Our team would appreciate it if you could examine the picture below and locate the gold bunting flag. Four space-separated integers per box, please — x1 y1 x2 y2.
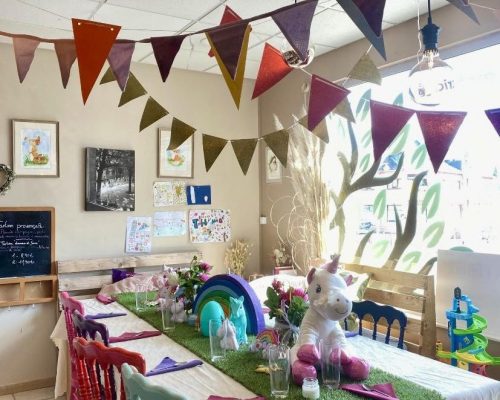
264 129 290 167
203 134 228 172
100 67 116 84
333 98 356 122
349 53 382 85
118 73 147 107
168 118 196 150
139 96 169 132
231 138 258 175
298 116 329 143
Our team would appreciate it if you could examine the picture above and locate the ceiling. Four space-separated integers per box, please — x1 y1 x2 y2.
0 0 451 79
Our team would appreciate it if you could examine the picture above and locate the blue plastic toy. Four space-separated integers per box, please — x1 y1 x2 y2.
229 296 248 344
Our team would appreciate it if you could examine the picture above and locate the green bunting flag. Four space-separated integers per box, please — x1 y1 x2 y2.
118 73 147 107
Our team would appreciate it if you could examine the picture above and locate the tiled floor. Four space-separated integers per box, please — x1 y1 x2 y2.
2 387 63 400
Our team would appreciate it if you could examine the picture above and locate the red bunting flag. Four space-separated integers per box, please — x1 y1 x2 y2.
417 111 467 173
108 42 135 91
371 100 415 161
151 35 186 82
54 40 77 88
208 6 242 58
252 43 293 100
72 19 120 104
485 108 500 137
307 75 350 131
12 37 40 83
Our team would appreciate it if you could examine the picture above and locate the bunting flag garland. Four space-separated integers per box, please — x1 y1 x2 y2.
337 0 387 59
271 0 318 61
206 25 251 108
118 73 147 107
349 53 382 85
151 35 186 82
252 43 293 100
417 111 467 173
370 100 415 162
208 6 242 58
446 0 479 24
298 116 329 143
72 19 120 104
333 98 356 123
264 129 290 167
12 37 40 83
307 74 350 131
485 108 500 136
54 40 77 88
139 96 169 132
100 67 116 85
231 138 258 175
168 118 196 150
107 42 135 91
203 134 228 172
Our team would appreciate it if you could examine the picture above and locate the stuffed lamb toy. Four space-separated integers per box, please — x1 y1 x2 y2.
291 255 370 384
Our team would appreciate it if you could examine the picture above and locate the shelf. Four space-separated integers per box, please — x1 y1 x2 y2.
0 275 58 308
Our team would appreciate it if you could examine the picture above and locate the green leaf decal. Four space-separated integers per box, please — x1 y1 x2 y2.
411 143 427 169
373 240 389 258
356 88 371 117
373 189 387 219
389 124 410 155
393 93 404 107
422 183 441 219
423 221 445 248
361 129 372 148
449 246 473 252
402 251 422 271
359 154 371 172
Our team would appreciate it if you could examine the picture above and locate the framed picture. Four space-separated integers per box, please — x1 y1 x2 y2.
158 129 194 178
85 147 135 211
12 119 59 177
265 147 282 183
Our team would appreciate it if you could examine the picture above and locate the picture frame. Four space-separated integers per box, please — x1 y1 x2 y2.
265 147 282 183
12 119 59 177
158 128 194 178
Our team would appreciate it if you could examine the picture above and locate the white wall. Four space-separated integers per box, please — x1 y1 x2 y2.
0 43 260 387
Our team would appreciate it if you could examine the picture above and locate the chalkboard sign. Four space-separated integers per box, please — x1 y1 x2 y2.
0 207 55 278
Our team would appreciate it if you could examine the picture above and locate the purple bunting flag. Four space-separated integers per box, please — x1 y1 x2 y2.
54 40 77 88
307 74 350 131
272 0 318 61
108 42 135 91
417 111 467 173
13 37 40 83
485 108 500 137
446 0 479 24
371 100 415 161
151 35 186 82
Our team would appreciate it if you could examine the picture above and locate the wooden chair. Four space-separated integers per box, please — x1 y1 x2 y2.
73 337 146 400
122 363 188 400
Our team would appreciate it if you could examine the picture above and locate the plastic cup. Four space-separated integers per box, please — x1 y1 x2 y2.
268 344 290 399
319 339 341 389
135 284 149 311
209 319 225 361
161 304 175 331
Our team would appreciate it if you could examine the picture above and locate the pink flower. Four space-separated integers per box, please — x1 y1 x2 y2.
280 290 291 304
200 273 210 282
292 288 307 299
272 279 283 292
200 262 212 272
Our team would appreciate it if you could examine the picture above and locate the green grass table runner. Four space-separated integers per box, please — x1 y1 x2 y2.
117 293 444 400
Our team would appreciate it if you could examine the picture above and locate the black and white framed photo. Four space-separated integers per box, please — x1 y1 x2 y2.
85 147 135 211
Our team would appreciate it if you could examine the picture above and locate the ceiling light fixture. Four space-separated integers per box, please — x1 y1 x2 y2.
408 0 454 106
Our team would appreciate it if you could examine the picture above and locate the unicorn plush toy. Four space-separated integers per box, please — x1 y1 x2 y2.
229 296 248 344
291 255 370 384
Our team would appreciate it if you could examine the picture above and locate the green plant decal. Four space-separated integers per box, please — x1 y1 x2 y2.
354 229 375 263
359 154 371 172
356 88 371 121
401 251 422 271
393 93 404 106
411 144 427 168
424 221 445 248
361 129 372 148
373 240 390 258
389 124 411 155
422 183 441 219
417 257 437 275
373 189 387 220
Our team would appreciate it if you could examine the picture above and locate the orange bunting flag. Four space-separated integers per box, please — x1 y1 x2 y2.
54 40 77 88
72 18 120 104
208 6 242 58
12 37 40 83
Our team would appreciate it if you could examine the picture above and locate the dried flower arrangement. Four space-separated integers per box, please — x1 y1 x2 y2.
224 239 252 276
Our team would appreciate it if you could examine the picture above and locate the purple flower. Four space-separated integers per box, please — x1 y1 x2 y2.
272 279 284 292
200 273 210 282
200 262 212 272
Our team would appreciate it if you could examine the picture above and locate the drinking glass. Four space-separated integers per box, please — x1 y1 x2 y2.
268 344 290 399
161 303 175 331
319 339 341 389
209 319 225 361
135 284 149 311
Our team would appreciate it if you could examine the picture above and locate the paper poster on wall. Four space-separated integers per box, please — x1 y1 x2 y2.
186 185 211 205
154 211 187 237
126 217 152 253
189 209 231 243
153 181 187 207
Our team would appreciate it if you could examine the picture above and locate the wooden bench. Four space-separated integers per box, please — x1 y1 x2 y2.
344 263 436 359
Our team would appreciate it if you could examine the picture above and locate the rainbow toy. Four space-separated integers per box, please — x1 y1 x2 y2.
193 274 265 334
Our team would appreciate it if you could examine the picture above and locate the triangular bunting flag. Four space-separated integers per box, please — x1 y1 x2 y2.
349 53 381 85
151 35 186 82
54 40 77 88
264 129 290 167
371 100 415 161
118 73 147 107
308 75 350 131
203 134 228 172
208 6 242 58
108 42 135 91
139 97 169 132
337 0 387 59
72 19 120 104
231 139 258 175
168 118 196 150
417 111 467 173
100 67 116 84
333 98 356 122
298 116 329 143
485 108 500 137
252 43 293 99
272 0 317 61
446 0 479 23
207 22 249 80
206 25 251 108
12 37 40 83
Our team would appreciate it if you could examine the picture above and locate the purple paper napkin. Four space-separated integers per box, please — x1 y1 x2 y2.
86 312 127 320
341 383 398 399
109 330 161 343
146 357 203 377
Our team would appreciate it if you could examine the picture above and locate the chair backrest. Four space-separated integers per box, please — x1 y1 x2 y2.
348 300 408 349
73 337 146 400
122 363 188 400
72 310 110 346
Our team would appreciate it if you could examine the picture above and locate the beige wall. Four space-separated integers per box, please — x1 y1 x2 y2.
0 43 260 388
